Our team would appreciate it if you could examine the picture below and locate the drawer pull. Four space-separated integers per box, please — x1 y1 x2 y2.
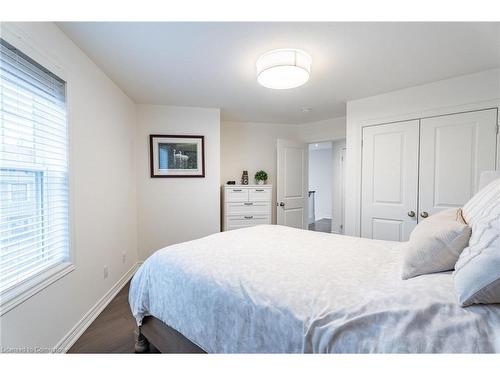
244 216 253 219
255 189 265 192
244 202 253 206
232 189 242 192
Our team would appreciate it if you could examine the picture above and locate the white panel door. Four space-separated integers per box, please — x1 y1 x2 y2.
361 120 419 241
419 109 498 219
277 139 308 229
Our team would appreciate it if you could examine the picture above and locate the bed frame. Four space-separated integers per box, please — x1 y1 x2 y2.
134 316 206 353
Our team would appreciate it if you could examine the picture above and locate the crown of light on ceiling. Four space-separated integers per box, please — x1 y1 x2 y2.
256 49 311 89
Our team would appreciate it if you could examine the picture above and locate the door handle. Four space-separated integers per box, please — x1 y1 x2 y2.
278 202 285 207
407 211 415 217
420 211 429 218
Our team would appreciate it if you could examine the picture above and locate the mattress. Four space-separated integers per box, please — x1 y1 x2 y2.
129 225 500 353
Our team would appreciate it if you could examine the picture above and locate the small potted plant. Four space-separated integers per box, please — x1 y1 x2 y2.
255 170 268 185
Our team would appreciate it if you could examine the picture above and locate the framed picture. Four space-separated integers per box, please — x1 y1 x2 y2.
149 134 205 178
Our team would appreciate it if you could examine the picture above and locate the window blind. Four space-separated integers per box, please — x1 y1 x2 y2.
0 38 69 298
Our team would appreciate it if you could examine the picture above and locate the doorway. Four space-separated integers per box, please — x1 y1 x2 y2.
308 142 333 233
307 140 346 234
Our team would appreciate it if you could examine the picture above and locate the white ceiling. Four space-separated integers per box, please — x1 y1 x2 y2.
58 22 500 124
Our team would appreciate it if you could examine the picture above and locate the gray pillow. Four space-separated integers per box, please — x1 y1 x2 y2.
454 178 500 306
401 208 471 280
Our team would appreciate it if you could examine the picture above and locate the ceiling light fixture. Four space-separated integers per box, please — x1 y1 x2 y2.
256 49 311 89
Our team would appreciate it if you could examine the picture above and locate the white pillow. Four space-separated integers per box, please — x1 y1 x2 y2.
401 208 471 280
462 176 500 224
454 178 500 306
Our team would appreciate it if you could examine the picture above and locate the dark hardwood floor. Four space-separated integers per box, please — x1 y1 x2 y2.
68 281 137 353
308 218 331 233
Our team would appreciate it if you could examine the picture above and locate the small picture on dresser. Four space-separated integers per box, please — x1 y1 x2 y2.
149 134 205 177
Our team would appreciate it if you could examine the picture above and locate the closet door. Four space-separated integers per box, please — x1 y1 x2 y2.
361 120 419 241
419 109 498 219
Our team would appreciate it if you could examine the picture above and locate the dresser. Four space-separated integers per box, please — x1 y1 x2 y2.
223 185 272 231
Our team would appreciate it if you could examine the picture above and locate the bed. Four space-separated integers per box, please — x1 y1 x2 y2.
129 224 500 353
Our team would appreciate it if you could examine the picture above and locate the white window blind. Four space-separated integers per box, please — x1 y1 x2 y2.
0 38 70 299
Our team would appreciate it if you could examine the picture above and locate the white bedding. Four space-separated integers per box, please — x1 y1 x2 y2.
129 225 500 353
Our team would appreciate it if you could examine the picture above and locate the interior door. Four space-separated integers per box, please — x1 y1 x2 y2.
418 109 498 219
277 139 308 229
361 120 419 241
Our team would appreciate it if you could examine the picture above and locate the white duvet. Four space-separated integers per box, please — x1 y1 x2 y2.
129 225 500 353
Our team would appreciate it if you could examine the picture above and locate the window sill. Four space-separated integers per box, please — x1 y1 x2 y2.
0 262 76 316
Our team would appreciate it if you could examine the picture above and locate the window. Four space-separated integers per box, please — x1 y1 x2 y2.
0 38 71 306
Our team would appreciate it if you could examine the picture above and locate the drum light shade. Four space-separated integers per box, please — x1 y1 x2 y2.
256 49 311 89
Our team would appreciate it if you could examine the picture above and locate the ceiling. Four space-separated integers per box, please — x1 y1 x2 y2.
58 22 500 124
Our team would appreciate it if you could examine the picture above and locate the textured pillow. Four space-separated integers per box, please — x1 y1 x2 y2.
401 208 471 280
454 178 500 306
462 177 500 224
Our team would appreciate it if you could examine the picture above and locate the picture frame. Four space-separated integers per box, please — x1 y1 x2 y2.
149 134 205 178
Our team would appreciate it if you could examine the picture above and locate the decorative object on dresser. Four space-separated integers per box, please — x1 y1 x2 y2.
241 170 249 185
254 170 268 185
223 185 272 231
149 134 205 178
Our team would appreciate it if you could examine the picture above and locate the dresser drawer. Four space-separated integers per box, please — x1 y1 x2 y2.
248 187 271 201
225 188 249 202
223 185 272 231
226 214 271 229
225 201 271 215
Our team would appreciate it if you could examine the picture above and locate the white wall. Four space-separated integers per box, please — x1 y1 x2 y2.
0 23 138 349
309 147 333 221
137 105 220 260
295 117 346 143
331 139 346 233
345 68 500 236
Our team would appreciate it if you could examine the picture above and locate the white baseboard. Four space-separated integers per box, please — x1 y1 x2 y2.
54 262 142 353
